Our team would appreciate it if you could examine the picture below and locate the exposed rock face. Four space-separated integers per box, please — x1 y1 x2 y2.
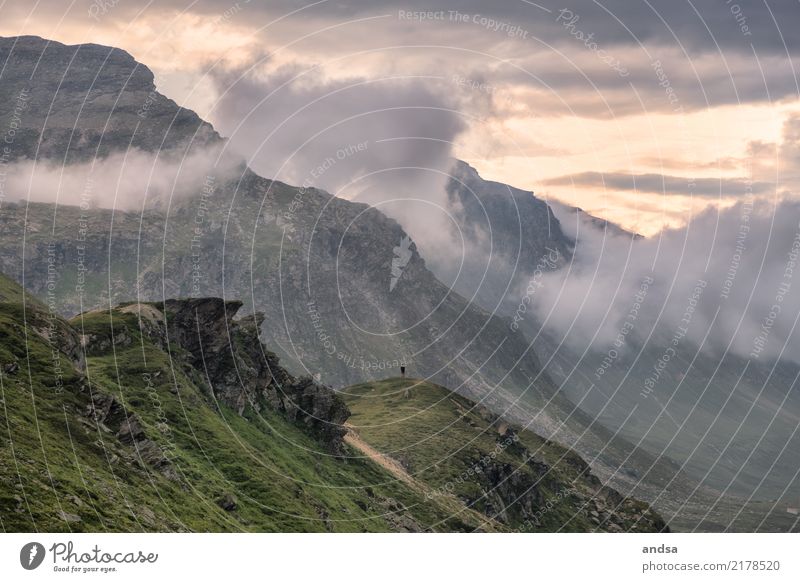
216 494 238 512
474 457 547 525
3 292 87 373
75 297 351 454
446 159 573 265
0 35 219 162
86 391 178 480
465 430 666 532
437 159 573 312
152 298 351 453
272 375 351 449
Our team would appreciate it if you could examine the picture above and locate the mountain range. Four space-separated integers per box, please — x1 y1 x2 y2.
0 35 796 532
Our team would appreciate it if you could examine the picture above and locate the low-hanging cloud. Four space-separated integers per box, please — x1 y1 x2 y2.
208 60 469 257
0 145 242 211
538 196 800 365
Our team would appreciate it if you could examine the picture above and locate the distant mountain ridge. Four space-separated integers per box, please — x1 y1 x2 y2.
434 157 800 531
1 34 792 531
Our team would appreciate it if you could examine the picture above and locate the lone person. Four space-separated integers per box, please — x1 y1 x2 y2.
401 365 410 399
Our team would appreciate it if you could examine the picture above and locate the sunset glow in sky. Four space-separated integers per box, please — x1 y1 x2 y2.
2 0 798 236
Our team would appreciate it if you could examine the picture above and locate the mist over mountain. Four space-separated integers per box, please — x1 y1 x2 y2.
409 156 800 508
0 34 797 533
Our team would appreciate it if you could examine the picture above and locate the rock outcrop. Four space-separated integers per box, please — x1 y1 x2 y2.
86 391 178 481
139 298 351 454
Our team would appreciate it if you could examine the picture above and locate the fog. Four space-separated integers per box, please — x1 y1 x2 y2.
525 193 800 366
0 144 241 210
206 61 475 259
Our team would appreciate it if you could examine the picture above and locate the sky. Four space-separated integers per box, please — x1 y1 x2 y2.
1 0 799 235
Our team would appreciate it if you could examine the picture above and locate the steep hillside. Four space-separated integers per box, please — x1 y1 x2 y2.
0 272 500 532
436 161 800 531
343 378 667 532
0 271 668 532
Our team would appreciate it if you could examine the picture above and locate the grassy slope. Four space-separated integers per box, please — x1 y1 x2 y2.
0 274 487 532
343 378 663 532
0 270 661 532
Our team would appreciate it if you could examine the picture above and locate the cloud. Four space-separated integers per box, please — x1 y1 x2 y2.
537 194 800 364
206 58 469 257
635 155 743 172
208 61 465 188
0 144 241 210
4 0 799 121
544 171 772 197
498 109 800 364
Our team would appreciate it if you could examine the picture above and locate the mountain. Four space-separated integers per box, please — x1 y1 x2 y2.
0 35 218 162
0 34 780 531
431 158 800 532
437 160 572 312
439 159 640 311
0 35 554 403
0 34 596 458
0 271 666 531
548 199 643 240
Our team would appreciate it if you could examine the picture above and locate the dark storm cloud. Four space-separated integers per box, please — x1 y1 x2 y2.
170 0 800 56
544 171 772 197
7 1 799 117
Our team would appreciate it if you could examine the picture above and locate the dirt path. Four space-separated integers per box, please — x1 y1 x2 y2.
343 423 505 531
343 423 420 489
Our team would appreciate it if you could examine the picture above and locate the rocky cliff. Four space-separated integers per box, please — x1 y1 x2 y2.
0 35 219 162
156 298 351 452
78 296 351 454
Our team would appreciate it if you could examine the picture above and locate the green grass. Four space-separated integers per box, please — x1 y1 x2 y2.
343 378 659 531
0 273 45 309
0 269 662 532
0 282 480 532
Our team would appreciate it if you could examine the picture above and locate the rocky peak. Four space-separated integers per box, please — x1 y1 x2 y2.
0 35 154 96
0 35 220 161
446 158 572 263
161 297 243 367
434 159 572 311
145 297 351 454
